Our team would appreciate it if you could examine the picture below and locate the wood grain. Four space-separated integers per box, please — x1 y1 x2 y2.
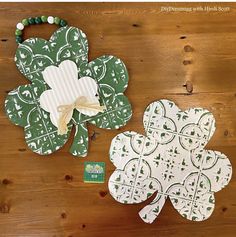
0 2 236 237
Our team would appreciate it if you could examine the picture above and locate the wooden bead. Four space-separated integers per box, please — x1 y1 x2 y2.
59 19 67 27
15 36 23 43
54 17 60 25
15 29 22 36
16 23 24 30
35 17 42 24
22 18 29 26
41 16 47 23
47 16 54 24
28 17 35 25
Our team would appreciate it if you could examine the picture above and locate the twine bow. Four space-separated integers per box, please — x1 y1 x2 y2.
57 96 106 135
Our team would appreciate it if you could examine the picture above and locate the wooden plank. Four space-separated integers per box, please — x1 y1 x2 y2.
0 2 235 237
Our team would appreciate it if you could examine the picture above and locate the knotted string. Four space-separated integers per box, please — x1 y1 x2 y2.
57 96 106 135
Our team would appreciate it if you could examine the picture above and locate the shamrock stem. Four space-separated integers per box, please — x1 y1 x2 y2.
69 123 88 157
139 193 167 224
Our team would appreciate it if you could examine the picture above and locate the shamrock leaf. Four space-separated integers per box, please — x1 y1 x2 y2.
5 26 132 156
108 99 232 223
39 60 103 132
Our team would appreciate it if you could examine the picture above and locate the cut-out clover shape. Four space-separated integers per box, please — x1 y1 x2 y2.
108 99 232 223
5 26 132 157
40 60 106 135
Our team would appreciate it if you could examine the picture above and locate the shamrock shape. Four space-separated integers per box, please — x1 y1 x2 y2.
5 26 132 157
108 99 232 223
40 60 105 135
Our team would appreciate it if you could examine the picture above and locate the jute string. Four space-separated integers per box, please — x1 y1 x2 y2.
57 96 105 135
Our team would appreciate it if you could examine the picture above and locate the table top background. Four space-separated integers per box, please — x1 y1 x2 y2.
0 2 235 237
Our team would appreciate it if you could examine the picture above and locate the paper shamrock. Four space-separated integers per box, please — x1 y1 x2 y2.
5 26 132 157
108 99 232 223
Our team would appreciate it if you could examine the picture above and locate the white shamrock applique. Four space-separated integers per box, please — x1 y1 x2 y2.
108 99 232 223
40 60 105 135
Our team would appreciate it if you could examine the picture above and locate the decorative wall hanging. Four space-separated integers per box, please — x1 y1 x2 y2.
108 99 232 223
5 16 132 157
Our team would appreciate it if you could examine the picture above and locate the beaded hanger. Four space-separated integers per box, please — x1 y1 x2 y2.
15 16 68 44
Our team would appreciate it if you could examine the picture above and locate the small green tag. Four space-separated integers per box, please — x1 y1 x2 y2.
84 162 105 183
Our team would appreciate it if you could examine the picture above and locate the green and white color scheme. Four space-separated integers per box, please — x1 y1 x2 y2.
84 161 105 183
5 26 132 157
108 99 232 223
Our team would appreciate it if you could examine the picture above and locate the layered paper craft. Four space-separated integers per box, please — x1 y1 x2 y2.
108 99 232 223
5 26 132 157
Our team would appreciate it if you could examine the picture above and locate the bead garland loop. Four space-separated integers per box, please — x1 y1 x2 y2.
15 16 68 44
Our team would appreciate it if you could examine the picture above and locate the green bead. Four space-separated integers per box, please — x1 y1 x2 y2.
22 18 29 26
41 15 47 23
28 17 35 25
54 17 61 25
35 17 42 24
16 36 23 44
15 29 22 36
59 19 67 27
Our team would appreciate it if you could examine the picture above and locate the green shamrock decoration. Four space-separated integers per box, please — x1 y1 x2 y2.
5 26 132 157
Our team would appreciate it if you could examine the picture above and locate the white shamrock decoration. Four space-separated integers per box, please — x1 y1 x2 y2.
108 99 232 223
40 60 104 134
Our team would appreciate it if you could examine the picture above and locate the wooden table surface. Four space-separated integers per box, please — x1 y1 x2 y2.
0 2 236 237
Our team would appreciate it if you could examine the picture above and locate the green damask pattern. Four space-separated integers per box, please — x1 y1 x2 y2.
5 26 132 156
108 99 232 223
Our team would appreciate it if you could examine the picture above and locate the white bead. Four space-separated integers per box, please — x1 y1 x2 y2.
16 23 24 30
47 16 54 24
